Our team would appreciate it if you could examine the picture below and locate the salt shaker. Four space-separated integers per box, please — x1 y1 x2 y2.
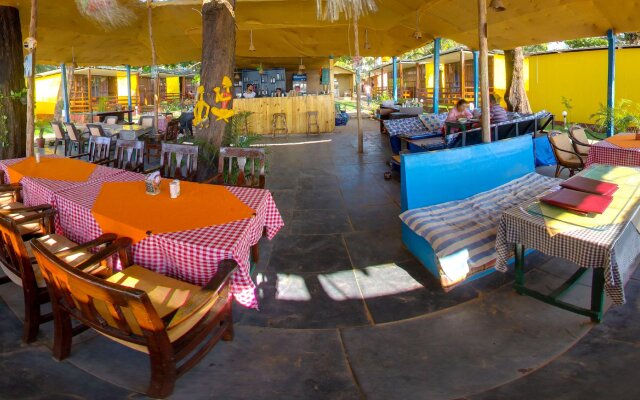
169 179 181 199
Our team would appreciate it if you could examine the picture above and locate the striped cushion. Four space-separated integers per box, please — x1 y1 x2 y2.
400 173 560 286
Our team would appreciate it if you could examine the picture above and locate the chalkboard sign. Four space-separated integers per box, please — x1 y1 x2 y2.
321 68 330 85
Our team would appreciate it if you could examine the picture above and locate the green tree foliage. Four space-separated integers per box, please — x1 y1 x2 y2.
564 37 608 49
523 43 548 54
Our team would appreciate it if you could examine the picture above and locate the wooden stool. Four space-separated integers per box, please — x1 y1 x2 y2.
306 111 320 135
272 113 288 137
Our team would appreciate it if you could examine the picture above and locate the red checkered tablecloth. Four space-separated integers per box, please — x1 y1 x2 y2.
586 140 640 168
0 156 132 206
51 178 283 308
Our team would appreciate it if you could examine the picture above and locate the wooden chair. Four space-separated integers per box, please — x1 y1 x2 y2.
139 115 155 129
109 139 145 172
144 120 177 163
104 115 118 124
31 239 237 398
86 123 113 138
568 125 592 157
0 204 120 343
50 121 67 156
208 147 266 189
71 136 112 164
151 143 199 181
64 122 88 156
165 119 180 141
548 131 586 177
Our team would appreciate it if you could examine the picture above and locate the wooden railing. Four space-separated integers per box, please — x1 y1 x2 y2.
376 85 494 113
69 93 183 114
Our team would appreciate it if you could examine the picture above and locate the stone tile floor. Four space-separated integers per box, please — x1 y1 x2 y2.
0 118 639 399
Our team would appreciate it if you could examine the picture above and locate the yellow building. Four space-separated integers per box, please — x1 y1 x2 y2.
367 49 508 110
525 46 640 124
35 67 195 119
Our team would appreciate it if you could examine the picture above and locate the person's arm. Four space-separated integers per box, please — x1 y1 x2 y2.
445 110 457 122
464 110 473 119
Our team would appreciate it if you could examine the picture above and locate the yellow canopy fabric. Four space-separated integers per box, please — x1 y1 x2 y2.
1 0 640 65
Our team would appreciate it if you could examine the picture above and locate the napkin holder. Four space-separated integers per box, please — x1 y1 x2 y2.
145 171 161 196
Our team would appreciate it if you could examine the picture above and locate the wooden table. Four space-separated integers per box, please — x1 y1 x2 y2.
495 164 640 322
586 133 640 168
78 123 152 140
95 109 134 123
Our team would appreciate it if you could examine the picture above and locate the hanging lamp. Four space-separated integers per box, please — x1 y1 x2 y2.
298 58 306 74
490 0 506 11
413 11 423 40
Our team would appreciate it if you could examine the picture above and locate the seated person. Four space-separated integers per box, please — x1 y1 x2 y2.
243 83 257 98
444 99 474 134
446 99 473 122
489 94 508 123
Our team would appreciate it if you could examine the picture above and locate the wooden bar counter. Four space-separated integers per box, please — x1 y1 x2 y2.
233 94 335 135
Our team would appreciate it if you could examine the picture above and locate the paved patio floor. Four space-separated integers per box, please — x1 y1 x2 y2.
1 118 639 399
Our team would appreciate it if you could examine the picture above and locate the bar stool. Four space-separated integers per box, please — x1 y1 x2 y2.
306 111 320 135
272 113 288 137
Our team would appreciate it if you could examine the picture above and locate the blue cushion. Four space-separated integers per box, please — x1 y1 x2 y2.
418 113 444 132
400 135 535 211
383 117 428 136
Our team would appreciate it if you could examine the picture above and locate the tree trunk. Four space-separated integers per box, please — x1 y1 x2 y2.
0 6 27 159
506 47 531 113
198 0 236 152
504 49 514 111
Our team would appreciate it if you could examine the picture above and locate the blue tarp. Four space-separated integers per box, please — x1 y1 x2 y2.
533 135 556 167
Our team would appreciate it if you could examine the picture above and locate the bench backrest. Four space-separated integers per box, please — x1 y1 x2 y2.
401 134 535 211
383 117 427 136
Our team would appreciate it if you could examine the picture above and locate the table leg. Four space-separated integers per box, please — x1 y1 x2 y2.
514 243 525 294
590 267 605 323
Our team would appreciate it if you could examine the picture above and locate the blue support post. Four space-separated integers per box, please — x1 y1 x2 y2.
392 56 398 103
473 50 479 109
607 29 616 137
433 38 441 113
126 65 133 123
60 63 70 123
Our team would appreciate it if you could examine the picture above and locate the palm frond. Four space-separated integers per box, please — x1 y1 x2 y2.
316 0 377 22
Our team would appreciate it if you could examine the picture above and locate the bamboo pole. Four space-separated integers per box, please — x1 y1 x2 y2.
478 0 490 143
147 0 159 134
25 0 37 156
460 49 466 100
87 68 92 118
354 15 363 154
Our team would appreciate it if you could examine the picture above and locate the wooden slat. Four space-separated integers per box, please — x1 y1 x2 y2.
233 95 335 135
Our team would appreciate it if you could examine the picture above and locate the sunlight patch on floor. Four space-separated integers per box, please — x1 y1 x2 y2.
254 139 332 147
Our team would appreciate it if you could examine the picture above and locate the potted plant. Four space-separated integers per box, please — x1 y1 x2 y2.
35 119 48 149
590 99 640 135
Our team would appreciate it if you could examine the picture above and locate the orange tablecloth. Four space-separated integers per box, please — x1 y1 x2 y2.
605 133 640 149
91 180 256 243
5 157 97 184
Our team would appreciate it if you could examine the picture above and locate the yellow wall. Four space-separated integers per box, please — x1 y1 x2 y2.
116 73 138 98
35 73 61 116
425 63 444 89
525 48 640 124
166 76 180 94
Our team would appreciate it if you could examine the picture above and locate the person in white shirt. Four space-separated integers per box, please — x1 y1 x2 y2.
243 83 257 98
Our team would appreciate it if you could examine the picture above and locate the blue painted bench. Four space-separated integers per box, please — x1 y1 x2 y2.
399 135 559 289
